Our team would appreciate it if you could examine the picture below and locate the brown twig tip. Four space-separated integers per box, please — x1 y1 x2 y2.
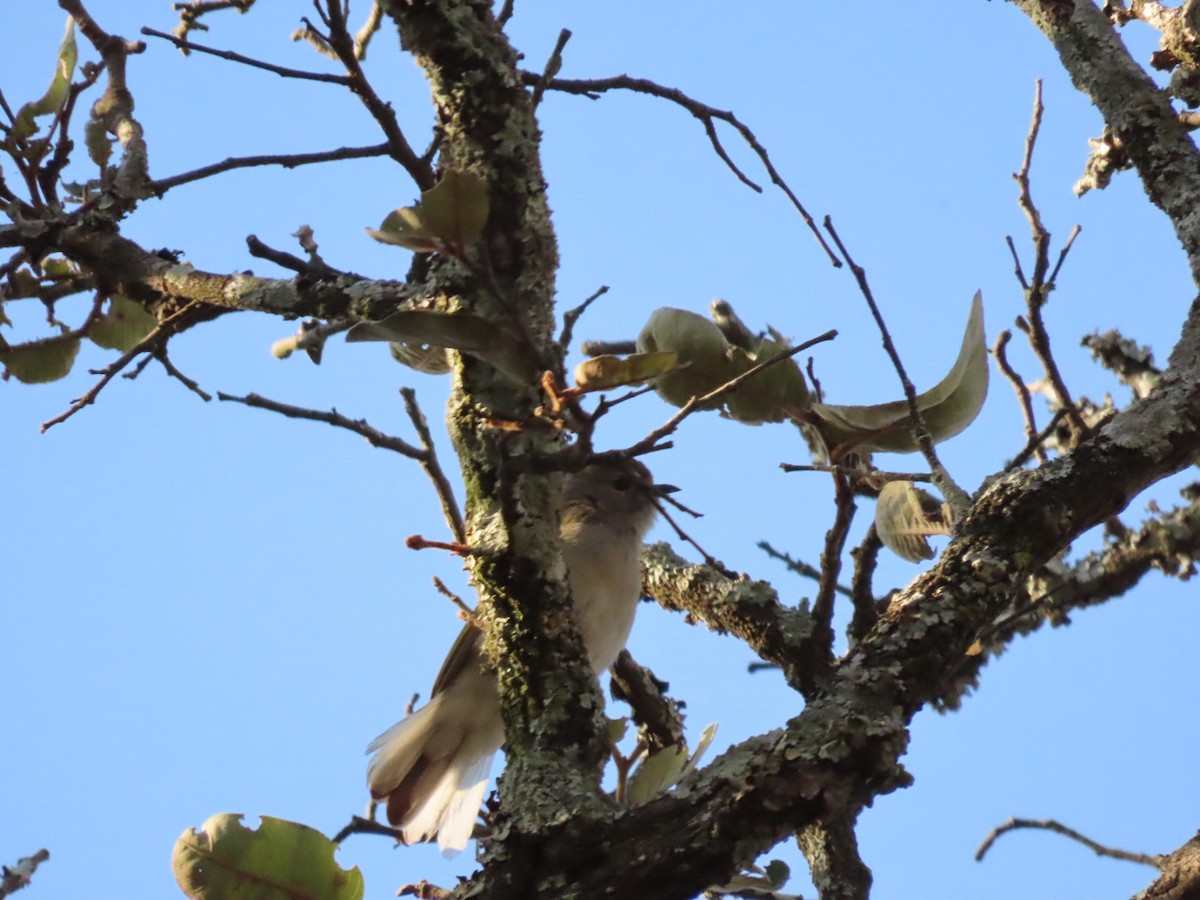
0 849 50 899
406 534 472 556
975 817 1163 869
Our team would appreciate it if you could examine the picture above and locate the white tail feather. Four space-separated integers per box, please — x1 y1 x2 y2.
401 752 494 854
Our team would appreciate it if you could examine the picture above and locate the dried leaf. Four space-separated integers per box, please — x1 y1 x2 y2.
875 480 951 562
810 291 987 457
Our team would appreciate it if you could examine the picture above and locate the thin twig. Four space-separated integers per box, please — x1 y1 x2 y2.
848 525 883 644
531 29 571 110
319 1 435 189
812 471 856 656
758 540 853 598
779 463 933 483
1010 80 1088 443
141 27 350 84
975 817 1164 868
497 0 516 27
559 284 609 351
821 216 970 515
993 329 1046 464
151 143 390 193
527 72 841 267
0 849 49 900
216 392 426 458
401 387 466 543
154 345 212 401
625 329 837 457
1006 405 1068 471
331 814 405 846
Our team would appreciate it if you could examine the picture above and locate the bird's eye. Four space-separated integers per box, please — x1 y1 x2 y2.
611 475 633 492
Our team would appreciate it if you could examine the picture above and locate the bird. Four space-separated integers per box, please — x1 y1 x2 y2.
365 459 665 854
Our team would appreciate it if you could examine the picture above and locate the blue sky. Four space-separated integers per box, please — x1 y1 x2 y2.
3 3 1198 898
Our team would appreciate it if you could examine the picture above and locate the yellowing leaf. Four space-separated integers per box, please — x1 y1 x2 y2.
172 814 363 900
875 480 951 562
365 170 490 252
10 18 77 145
573 350 678 391
810 291 987 458
0 332 80 384
89 298 157 352
627 743 689 806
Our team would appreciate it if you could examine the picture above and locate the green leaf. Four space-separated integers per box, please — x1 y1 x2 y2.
172 814 363 900
365 170 490 252
88 298 157 352
874 480 951 563
573 350 678 391
724 338 810 425
365 207 440 253
0 331 80 384
347 310 535 383
10 18 77 144
627 743 689 806
636 307 735 409
419 170 490 248
606 716 629 744
809 291 987 458
679 722 719 780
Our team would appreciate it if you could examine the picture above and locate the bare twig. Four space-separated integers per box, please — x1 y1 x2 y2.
531 29 571 110
527 72 841 267
353 0 385 59
318 1 435 189
975 817 1164 868
848 524 883 644
151 143 390 193
993 329 1046 464
401 386 466 543
812 471 856 659
758 540 853 598
625 329 837 457
779 462 933 483
1006 406 1068 471
331 814 405 845
497 0 516 27
821 216 970 514
1009 81 1088 443
559 284 608 351
216 392 426 458
153 345 212 401
141 27 350 84
0 849 49 899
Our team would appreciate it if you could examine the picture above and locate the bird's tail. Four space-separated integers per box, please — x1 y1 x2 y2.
366 696 495 854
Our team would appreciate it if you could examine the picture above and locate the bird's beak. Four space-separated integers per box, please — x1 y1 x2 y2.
655 483 681 496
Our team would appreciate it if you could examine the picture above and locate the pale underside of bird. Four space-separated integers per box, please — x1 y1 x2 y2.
365 461 663 854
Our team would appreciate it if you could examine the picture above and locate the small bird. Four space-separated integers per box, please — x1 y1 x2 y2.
366 459 664 854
